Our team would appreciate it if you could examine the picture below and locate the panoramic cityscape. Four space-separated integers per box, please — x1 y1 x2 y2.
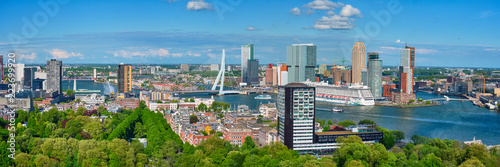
1 0 500 166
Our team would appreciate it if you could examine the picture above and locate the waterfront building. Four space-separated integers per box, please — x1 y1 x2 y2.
286 44 317 83
47 59 62 95
383 84 397 97
352 42 366 84
241 43 259 85
247 59 260 85
361 68 368 86
367 52 383 99
399 45 415 95
331 69 351 85
117 64 132 93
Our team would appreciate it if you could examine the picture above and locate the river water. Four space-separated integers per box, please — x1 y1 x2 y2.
65 80 500 145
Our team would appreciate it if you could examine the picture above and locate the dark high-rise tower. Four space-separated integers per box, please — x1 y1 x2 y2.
47 59 62 95
277 83 316 149
117 64 132 93
23 67 37 90
0 55 3 82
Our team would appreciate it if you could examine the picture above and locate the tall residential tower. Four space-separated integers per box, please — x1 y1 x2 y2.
367 52 383 99
352 42 366 84
47 59 62 95
400 45 415 94
117 64 132 93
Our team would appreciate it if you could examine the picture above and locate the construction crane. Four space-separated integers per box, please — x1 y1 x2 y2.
332 58 350 70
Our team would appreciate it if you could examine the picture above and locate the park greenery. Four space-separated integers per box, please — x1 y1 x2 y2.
2 104 499 166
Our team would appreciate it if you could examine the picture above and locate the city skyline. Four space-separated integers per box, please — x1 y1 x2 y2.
0 0 499 68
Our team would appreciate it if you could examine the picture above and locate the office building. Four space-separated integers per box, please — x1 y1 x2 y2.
367 52 383 99
286 44 317 83
265 64 273 86
247 59 260 85
272 66 278 86
13 64 25 84
211 64 219 71
180 64 189 72
0 55 3 81
47 59 62 95
117 64 132 93
277 63 288 86
277 83 316 150
352 42 366 84
23 67 37 90
241 43 254 84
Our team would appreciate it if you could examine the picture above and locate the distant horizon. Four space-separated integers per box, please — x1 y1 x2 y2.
18 63 500 69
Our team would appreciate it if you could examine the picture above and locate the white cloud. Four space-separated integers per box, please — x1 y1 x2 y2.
19 53 37 60
207 53 216 58
339 4 361 17
304 0 344 10
416 49 438 54
484 48 498 51
326 10 335 16
186 0 212 11
396 39 404 43
47 49 83 59
380 46 400 50
112 48 171 58
290 7 301 15
186 51 201 57
312 14 354 30
245 26 261 31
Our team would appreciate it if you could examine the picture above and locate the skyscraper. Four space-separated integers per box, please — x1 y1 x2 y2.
13 63 25 84
247 59 260 85
265 64 273 86
286 44 317 83
0 55 3 81
241 43 254 84
117 64 132 93
277 83 316 150
367 52 383 99
23 67 37 90
400 45 415 94
352 42 366 84
47 59 62 95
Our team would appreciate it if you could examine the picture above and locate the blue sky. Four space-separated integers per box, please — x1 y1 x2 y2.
0 0 499 67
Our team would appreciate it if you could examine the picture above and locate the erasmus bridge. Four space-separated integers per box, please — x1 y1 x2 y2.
210 49 241 95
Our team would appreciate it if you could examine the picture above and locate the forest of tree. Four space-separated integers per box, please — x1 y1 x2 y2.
1 102 499 167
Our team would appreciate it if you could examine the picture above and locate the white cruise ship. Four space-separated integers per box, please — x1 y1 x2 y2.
302 81 375 106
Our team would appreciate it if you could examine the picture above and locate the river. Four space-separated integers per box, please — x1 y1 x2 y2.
65 80 500 145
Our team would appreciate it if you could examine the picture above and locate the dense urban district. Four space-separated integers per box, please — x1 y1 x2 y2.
1 42 500 167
